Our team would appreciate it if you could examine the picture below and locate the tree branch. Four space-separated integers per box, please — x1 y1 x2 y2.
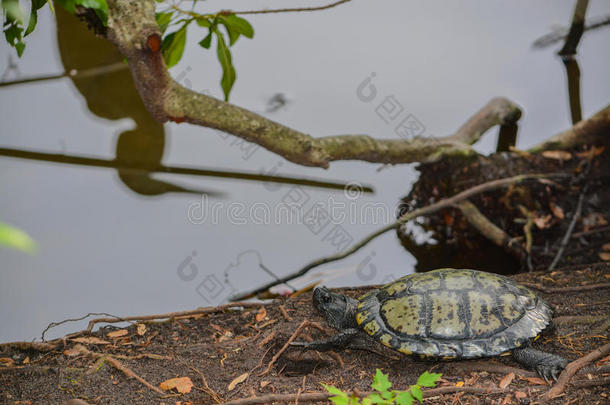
105 0 521 168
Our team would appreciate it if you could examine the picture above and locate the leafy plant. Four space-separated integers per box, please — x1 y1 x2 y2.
322 369 442 405
0 221 37 254
1 0 108 56
158 9 254 101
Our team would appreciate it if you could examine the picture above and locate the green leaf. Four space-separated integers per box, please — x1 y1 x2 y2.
162 26 187 68
78 0 108 24
371 369 392 393
321 384 347 397
0 222 37 254
25 0 47 36
215 30 236 101
155 11 173 34
198 30 213 49
220 14 254 38
364 393 390 404
395 391 414 405
416 371 442 388
410 386 423 403
2 0 26 24
195 17 211 27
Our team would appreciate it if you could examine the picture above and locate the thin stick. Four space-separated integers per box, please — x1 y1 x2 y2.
74 344 165 395
85 302 266 332
544 342 610 401
231 173 568 300
219 385 505 405
548 185 587 270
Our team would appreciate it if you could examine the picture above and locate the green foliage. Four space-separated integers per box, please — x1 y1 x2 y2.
322 369 441 405
0 221 37 254
2 0 107 56
160 9 255 101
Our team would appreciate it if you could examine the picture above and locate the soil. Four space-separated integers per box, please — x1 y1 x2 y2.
1 263 608 405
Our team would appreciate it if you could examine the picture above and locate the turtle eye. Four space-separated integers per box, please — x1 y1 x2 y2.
321 291 332 304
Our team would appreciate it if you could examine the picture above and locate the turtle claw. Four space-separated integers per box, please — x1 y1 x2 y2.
535 360 567 384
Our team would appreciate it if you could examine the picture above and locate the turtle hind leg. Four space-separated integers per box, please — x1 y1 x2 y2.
290 328 360 351
512 345 569 382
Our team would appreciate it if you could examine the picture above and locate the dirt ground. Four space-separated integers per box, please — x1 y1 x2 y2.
1 262 608 405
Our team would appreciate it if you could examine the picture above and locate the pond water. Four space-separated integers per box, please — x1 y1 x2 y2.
1 0 609 342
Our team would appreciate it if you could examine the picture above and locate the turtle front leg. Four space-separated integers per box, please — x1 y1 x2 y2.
512 345 569 382
291 328 360 351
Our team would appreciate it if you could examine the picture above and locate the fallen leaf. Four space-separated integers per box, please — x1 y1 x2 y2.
542 150 572 160
526 377 548 385
256 308 267 323
107 329 128 338
576 145 605 159
160 376 194 394
137 323 147 336
63 348 81 357
22 356 30 365
228 372 249 391
500 394 511 405
534 214 553 229
71 336 110 345
455 381 464 387
599 252 610 261
515 391 527 399
0 357 15 367
260 380 270 389
499 372 515 389
596 355 610 367
210 323 224 332
549 202 565 219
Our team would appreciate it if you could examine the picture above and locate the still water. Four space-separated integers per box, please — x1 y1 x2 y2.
1 1 609 342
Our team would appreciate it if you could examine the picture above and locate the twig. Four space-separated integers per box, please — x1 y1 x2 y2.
553 315 606 326
85 302 266 332
443 361 537 379
0 341 58 352
73 344 165 395
259 321 323 376
231 173 568 300
520 282 610 294
0 62 127 88
548 185 587 270
219 385 505 405
279 305 292 321
176 356 223 403
543 342 610 401
174 0 352 18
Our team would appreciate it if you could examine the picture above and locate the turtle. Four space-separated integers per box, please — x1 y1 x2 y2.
292 268 569 381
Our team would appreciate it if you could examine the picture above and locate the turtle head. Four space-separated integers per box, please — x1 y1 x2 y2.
313 286 358 330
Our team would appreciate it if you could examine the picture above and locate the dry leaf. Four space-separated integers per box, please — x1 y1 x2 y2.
160 376 194 394
22 356 30 365
576 146 605 158
526 377 548 385
455 381 464 387
515 391 527 399
137 323 147 336
228 372 249 391
107 329 128 338
599 252 610 261
0 357 15 367
534 214 553 229
71 336 110 345
260 380 270 389
549 202 564 219
499 372 515 389
63 348 81 357
256 308 267 323
542 150 572 160
596 355 610 367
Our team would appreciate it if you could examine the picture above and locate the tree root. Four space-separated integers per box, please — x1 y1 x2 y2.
73 344 165 395
543 342 610 401
219 385 506 405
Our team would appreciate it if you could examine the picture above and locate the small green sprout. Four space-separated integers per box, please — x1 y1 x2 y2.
322 369 442 405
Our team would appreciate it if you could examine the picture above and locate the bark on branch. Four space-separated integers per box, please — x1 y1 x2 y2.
105 0 522 168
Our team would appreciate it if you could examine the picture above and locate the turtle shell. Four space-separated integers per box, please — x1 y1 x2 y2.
355 269 552 359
